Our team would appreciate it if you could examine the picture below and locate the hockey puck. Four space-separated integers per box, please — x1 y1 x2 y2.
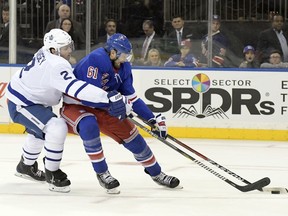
271 190 280 194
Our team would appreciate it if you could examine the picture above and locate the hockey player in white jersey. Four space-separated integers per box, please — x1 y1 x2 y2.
5 29 127 193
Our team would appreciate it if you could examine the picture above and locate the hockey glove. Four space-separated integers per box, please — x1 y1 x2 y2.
123 96 133 116
148 114 167 139
107 90 126 120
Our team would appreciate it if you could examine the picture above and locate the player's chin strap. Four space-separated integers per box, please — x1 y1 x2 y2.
127 112 287 194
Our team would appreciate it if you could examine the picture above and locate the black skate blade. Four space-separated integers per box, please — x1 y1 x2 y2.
175 185 183 189
15 172 46 184
168 184 183 190
160 184 183 190
106 187 120 194
48 183 71 193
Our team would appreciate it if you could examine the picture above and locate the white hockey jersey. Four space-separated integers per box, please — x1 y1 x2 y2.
6 48 109 107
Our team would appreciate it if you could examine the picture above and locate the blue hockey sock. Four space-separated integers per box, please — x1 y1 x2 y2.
78 116 108 173
123 134 161 176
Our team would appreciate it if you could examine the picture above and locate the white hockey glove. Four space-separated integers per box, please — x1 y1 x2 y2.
123 96 133 116
148 114 167 139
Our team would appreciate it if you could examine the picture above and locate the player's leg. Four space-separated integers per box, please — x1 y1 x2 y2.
8 100 70 192
15 133 46 182
98 113 180 188
78 116 120 191
42 117 71 192
60 104 120 193
123 132 180 188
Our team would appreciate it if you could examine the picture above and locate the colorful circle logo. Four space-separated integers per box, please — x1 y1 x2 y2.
192 73 210 93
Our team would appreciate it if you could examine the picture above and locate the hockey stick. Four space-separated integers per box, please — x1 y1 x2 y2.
167 136 254 185
128 114 270 192
164 134 288 193
132 113 268 187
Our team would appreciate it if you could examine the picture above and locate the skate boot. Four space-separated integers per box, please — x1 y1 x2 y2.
145 169 180 188
45 168 71 193
15 156 45 182
96 170 120 194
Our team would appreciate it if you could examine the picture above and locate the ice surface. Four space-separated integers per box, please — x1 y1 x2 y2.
0 134 287 216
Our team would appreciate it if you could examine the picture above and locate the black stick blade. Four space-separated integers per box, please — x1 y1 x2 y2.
236 177 271 192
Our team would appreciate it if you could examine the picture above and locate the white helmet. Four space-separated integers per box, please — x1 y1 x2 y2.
43 29 74 54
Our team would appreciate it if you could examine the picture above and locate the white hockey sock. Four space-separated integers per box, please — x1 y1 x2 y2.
22 134 45 165
42 117 67 171
44 142 64 171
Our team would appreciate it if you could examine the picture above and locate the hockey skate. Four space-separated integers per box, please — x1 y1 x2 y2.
45 168 71 193
145 169 181 189
96 170 120 194
15 156 45 182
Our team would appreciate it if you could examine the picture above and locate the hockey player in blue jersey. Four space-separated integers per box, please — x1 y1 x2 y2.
60 33 180 193
5 29 127 193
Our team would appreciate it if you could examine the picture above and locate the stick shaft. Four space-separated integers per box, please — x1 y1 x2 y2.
128 115 269 192
134 113 252 184
166 134 252 184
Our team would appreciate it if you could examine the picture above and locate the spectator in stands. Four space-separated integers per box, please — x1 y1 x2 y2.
164 15 193 57
0 5 23 47
60 18 85 50
143 48 163 67
200 15 229 67
239 45 259 68
164 39 199 67
44 4 85 49
260 49 288 68
134 20 162 65
60 17 81 64
257 14 288 64
96 19 117 44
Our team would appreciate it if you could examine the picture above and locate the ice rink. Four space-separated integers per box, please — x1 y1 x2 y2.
0 134 287 216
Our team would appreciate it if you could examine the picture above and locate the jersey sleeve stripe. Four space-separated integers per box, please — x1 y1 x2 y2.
74 82 89 98
65 79 78 94
7 83 35 106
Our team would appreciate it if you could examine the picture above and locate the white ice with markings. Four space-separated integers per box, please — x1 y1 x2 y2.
0 134 287 216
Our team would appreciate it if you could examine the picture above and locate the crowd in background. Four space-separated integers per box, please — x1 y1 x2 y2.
1 0 288 68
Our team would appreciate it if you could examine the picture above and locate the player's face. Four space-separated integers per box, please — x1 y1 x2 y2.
59 43 74 60
110 50 132 63
116 53 132 63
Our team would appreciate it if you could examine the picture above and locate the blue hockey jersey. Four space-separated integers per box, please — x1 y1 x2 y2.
71 47 154 121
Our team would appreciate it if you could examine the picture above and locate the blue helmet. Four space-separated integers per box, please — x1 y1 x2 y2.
106 33 132 57
243 45 255 54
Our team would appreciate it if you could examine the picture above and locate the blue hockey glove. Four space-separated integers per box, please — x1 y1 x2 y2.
107 90 126 120
148 114 167 139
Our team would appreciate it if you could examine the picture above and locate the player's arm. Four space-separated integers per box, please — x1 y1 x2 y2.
119 65 168 138
50 63 107 104
51 64 127 119
128 95 168 139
